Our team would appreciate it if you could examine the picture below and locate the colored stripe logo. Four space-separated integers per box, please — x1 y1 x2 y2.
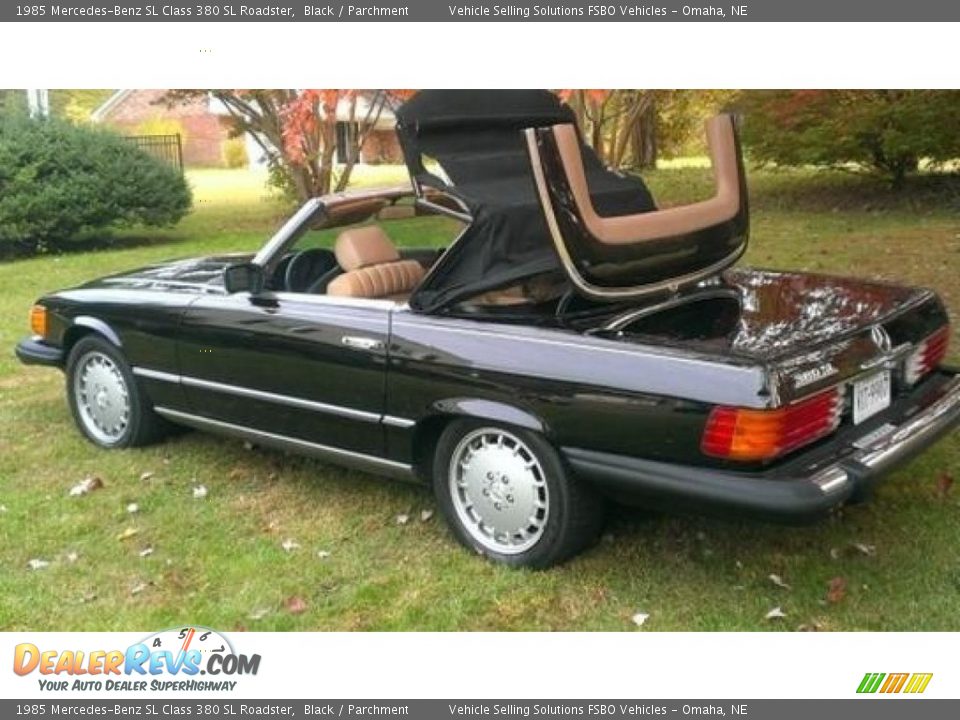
857 672 933 694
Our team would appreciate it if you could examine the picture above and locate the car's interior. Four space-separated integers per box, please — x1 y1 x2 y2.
266 203 578 311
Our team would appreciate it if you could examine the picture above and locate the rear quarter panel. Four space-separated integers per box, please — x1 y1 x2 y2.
386 311 768 468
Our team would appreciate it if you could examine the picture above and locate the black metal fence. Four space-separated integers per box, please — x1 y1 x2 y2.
122 133 183 171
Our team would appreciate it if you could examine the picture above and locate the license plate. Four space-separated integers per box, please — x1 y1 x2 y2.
853 371 891 425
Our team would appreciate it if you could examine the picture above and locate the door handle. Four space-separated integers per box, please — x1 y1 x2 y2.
341 335 384 352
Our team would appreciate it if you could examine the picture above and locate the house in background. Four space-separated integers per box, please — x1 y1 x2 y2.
91 90 403 169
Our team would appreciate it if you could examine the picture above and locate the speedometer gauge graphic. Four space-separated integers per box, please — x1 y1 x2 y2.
139 626 234 663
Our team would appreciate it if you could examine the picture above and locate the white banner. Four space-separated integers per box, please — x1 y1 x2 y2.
1 631 951 699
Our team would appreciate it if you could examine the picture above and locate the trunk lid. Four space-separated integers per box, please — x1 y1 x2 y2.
594 267 948 405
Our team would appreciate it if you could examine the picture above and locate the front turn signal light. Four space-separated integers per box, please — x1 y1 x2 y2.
30 305 48 338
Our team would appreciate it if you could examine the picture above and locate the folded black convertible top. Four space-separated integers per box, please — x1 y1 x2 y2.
395 90 657 312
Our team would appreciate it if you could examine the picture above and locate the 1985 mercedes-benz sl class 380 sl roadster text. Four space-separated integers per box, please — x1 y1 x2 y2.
16 91 960 567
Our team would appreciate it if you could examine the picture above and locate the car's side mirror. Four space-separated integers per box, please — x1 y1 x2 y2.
223 262 265 295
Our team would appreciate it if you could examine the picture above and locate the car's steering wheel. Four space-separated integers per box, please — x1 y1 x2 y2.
284 248 338 293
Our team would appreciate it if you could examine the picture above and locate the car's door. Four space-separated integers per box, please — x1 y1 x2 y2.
176 292 392 457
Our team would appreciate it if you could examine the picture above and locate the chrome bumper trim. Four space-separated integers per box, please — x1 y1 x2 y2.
812 374 960 495
855 375 960 473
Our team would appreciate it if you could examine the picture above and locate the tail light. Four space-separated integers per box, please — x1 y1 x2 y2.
904 326 950 385
701 386 842 462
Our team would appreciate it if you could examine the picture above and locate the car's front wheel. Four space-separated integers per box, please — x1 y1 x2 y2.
433 420 604 568
66 335 168 448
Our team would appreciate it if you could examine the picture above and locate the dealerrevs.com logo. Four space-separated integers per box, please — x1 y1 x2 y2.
857 672 933 694
14 627 261 693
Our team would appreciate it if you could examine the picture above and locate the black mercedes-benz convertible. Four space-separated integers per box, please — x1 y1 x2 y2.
16 91 960 568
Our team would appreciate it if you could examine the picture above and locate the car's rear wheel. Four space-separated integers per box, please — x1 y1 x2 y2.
66 335 168 448
433 420 604 568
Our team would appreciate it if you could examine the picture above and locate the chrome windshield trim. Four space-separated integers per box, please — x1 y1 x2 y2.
132 367 416 428
252 198 323 268
153 407 414 480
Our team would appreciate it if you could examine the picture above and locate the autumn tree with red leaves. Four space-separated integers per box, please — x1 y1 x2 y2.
163 89 412 201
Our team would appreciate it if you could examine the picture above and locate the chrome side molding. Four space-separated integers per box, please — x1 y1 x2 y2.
133 366 414 428
153 407 416 481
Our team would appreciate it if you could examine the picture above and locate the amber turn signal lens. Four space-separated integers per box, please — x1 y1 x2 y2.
29 305 48 338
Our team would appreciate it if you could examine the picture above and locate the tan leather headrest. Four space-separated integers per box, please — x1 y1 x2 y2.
334 226 399 271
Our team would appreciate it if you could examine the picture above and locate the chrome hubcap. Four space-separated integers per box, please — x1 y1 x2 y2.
448 428 549 555
73 351 130 443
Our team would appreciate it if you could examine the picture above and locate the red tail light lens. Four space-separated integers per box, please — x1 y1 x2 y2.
701 387 842 462
904 326 950 385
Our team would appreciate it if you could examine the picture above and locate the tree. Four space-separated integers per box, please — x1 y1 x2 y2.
163 90 410 201
557 90 738 170
736 90 960 188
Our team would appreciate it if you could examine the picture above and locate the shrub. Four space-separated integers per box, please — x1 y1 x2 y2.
738 90 960 188
222 137 248 169
0 116 192 252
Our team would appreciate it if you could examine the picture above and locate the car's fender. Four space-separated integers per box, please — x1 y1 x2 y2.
67 315 123 349
429 398 546 434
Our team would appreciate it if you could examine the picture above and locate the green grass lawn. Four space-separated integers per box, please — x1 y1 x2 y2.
1 167 959 631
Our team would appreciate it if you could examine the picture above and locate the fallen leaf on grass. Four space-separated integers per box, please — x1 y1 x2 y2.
284 596 308 615
138 547 154 558
139 472 154 482
116 527 139 542
126 503 139 514
317 550 331 559
192 485 208 499
65 551 79 563
796 621 823 632
829 547 841 560
420 509 434 522
249 608 271 621
395 513 410 525
28 559 50 571
0 504 8 513
936 472 954 500
631 612 650 627
130 582 148 595
851 543 876 557
69 476 104 497
768 574 792 590
281 539 300 552
826 576 847 604
765 606 787 621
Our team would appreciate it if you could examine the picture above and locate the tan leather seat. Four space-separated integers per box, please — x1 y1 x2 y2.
327 226 425 301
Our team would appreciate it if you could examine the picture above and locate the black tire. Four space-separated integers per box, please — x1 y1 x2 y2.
433 419 604 569
65 335 169 448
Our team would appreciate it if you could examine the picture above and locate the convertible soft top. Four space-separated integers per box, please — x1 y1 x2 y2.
395 90 656 312
395 90 749 312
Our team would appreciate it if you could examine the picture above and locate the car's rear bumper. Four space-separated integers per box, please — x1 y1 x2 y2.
563 369 960 522
15 336 64 367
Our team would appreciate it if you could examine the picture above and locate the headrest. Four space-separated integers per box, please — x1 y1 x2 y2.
334 226 399 271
